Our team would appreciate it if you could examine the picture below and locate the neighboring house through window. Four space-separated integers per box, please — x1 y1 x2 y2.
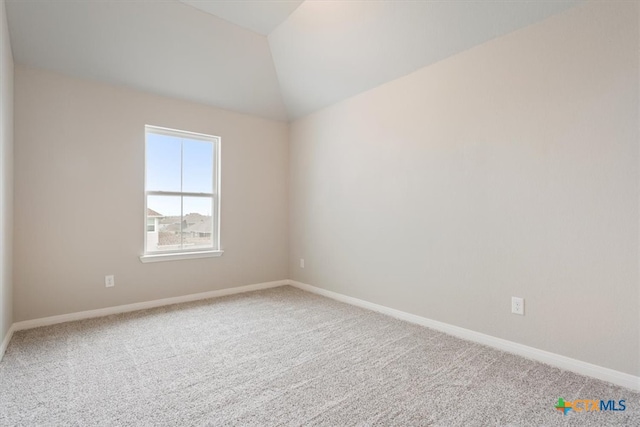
147 208 161 232
141 125 221 262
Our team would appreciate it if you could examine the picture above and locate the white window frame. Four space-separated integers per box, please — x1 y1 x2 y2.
140 125 223 263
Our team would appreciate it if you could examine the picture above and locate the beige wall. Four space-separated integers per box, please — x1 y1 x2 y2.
0 0 14 344
14 66 289 321
289 2 639 375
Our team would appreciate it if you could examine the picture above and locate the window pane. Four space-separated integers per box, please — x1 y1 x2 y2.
182 196 214 250
146 132 181 192
147 195 181 252
182 138 213 194
144 127 219 257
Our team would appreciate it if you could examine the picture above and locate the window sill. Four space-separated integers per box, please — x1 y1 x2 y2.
139 250 224 263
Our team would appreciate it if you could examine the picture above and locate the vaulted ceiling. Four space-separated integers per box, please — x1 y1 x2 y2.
5 0 582 122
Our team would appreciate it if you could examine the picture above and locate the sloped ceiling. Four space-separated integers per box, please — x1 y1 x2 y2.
5 0 288 121
179 0 304 35
5 0 582 122
269 0 582 119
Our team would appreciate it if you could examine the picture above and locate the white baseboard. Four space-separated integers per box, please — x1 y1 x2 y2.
12 280 288 332
0 323 15 363
4 278 639 392
289 280 640 392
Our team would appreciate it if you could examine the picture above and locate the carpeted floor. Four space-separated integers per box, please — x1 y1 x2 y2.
0 286 638 426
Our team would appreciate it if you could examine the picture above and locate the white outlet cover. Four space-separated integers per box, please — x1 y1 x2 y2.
300 258 305 268
105 275 115 287
511 297 524 315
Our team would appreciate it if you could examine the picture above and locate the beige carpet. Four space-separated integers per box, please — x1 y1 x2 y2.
0 286 638 426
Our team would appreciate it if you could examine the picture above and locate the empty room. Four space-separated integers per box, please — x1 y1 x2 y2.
0 0 639 425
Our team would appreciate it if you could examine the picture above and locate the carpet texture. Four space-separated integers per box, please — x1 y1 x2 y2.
0 286 638 426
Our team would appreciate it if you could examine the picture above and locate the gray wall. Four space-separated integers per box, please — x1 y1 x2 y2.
289 2 639 376
13 66 289 321
0 0 14 345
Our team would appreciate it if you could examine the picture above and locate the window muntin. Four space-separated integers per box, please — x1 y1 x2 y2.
144 126 220 255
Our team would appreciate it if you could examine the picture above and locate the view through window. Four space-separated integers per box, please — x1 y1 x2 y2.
144 126 220 255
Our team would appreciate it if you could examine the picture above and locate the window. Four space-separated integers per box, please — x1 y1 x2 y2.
141 126 221 262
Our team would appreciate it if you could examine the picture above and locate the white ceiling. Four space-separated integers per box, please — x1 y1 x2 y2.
5 0 583 122
5 0 288 120
269 0 582 119
179 0 304 35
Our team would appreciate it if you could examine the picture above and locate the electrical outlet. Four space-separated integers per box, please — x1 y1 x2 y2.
300 258 305 268
105 275 115 288
511 297 524 315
